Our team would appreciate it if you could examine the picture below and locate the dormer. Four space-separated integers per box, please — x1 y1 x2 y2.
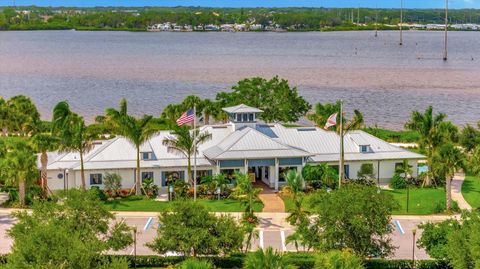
222 104 263 130
140 142 156 161
359 145 371 153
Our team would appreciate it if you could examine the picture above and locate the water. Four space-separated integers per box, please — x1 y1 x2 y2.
0 30 479 129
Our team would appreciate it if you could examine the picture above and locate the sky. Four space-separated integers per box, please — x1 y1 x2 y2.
2 0 480 9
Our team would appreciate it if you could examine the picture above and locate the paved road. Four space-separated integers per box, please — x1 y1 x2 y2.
0 212 441 260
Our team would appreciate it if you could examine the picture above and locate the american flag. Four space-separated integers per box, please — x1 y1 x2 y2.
176 109 195 126
324 113 338 130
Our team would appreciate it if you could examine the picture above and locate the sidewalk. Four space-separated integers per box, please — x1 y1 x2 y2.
254 182 285 213
451 173 472 210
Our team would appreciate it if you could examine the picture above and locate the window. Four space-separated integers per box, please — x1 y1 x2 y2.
90 174 102 185
161 171 185 187
141 152 154 160
142 172 154 182
249 113 254 121
195 170 213 184
220 169 240 181
243 113 248 122
236 114 242 122
360 145 369 153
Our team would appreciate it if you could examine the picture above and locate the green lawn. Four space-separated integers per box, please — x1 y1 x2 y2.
386 188 446 215
462 175 480 209
102 196 263 212
282 187 446 215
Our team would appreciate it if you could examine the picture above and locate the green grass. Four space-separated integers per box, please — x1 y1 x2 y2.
386 188 446 215
282 187 446 215
102 196 263 212
362 127 420 143
462 175 480 209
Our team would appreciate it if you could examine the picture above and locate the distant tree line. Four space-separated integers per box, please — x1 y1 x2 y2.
1 6 480 31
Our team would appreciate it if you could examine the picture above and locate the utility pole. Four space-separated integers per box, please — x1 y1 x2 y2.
443 0 449 61
375 5 379 37
400 0 403 46
338 101 344 189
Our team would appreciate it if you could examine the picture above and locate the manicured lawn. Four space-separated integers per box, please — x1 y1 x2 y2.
282 187 446 215
102 196 263 212
462 175 480 209
386 188 446 215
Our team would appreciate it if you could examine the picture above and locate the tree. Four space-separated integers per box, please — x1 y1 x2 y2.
459 123 480 153
216 76 311 123
162 125 211 186
307 184 399 257
2 140 38 207
5 95 41 136
230 172 262 251
307 101 364 133
470 146 480 177
6 189 132 269
147 199 244 257
315 250 364 269
52 101 96 190
30 133 59 195
356 163 375 182
405 106 458 186
243 247 295 269
283 170 308 227
434 143 466 211
103 98 166 195
418 211 480 269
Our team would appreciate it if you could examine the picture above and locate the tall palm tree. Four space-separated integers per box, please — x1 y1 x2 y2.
405 106 458 186
52 101 95 190
201 98 216 125
435 143 465 211
30 133 59 195
3 140 38 207
162 125 212 186
231 172 262 219
5 95 41 136
243 247 295 269
104 98 166 195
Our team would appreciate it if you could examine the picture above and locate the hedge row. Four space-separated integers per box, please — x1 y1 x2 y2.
107 253 452 269
0 253 452 269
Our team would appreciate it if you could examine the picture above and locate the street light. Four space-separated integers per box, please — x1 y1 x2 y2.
399 0 403 46
168 185 174 201
443 0 449 61
216 186 221 201
406 173 412 213
65 169 69 193
412 229 417 269
133 226 137 269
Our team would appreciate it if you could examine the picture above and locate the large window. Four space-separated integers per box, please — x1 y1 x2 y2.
90 174 102 185
196 170 213 184
220 169 240 181
142 172 154 182
161 171 185 187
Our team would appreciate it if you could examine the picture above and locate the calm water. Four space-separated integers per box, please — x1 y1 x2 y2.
1 30 479 128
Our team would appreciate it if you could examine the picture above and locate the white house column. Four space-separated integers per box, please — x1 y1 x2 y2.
216 161 220 174
274 158 279 191
244 159 248 175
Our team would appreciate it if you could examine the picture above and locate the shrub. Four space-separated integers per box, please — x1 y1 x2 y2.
316 250 364 269
89 186 107 201
178 259 213 269
433 200 460 214
389 174 407 189
103 173 122 198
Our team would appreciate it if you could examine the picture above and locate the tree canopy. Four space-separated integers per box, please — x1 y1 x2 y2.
6 189 133 269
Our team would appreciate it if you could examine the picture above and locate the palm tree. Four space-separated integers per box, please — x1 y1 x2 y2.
231 172 262 219
3 140 38 207
243 247 295 269
30 133 59 195
160 104 183 125
307 101 364 133
405 106 458 186
162 125 211 186
52 101 95 190
201 98 217 125
104 98 166 195
435 143 465 211
282 170 308 226
5 95 41 136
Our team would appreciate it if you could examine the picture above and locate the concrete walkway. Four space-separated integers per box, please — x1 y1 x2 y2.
254 182 285 213
452 173 472 210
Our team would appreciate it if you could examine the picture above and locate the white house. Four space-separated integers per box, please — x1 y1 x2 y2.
44 104 424 192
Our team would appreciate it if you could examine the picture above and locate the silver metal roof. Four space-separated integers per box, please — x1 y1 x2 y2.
222 104 263 114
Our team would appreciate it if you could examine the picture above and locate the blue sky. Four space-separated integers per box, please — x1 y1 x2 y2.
3 0 480 9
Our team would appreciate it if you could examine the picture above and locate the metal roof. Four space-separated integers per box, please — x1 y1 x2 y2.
222 104 263 114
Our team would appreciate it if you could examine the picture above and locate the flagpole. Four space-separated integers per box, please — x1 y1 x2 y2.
339 100 344 189
193 105 197 201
